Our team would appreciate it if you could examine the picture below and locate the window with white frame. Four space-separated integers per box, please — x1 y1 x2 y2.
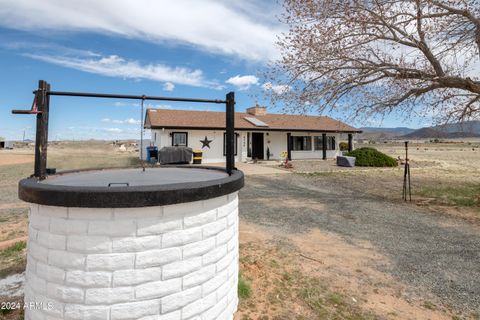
172 132 187 146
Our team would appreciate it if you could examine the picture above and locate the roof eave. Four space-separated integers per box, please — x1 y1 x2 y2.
146 125 362 133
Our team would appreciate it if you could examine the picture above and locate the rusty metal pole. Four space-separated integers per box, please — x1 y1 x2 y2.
226 92 235 175
34 80 49 180
402 141 411 201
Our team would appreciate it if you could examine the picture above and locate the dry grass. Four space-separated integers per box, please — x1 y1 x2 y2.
0 141 140 278
237 240 378 320
292 141 480 218
1 139 478 319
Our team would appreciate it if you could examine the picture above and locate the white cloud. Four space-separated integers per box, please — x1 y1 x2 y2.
155 104 173 109
101 118 141 125
65 125 144 139
102 118 124 124
125 118 141 125
113 102 129 107
0 0 282 61
104 128 122 133
262 82 291 94
163 82 175 92
24 53 219 88
226 75 259 90
3 41 100 58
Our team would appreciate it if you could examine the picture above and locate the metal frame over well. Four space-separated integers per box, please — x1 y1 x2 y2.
13 80 237 179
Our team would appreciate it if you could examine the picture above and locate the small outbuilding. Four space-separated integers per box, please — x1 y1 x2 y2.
145 105 361 163
0 140 14 149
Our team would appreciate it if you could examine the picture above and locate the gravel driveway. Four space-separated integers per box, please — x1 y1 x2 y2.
239 173 480 314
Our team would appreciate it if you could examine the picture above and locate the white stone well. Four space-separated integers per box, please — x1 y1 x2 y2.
19 166 244 320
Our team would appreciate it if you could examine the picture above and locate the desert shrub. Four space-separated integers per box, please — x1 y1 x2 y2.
346 147 398 167
238 274 252 300
339 142 349 151
0 241 26 258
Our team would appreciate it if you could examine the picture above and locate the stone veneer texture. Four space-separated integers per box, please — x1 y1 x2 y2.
24 192 239 320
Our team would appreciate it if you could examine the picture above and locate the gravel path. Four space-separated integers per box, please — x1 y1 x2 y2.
239 173 480 314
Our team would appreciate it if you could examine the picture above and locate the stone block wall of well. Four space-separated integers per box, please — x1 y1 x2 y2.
24 192 239 320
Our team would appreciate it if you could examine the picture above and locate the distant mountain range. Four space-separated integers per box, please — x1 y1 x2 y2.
360 121 480 140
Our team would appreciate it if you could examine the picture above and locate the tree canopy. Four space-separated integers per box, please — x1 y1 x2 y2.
269 0 480 123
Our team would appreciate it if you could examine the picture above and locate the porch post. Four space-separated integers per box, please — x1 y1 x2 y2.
348 133 353 152
322 133 327 160
286 133 292 160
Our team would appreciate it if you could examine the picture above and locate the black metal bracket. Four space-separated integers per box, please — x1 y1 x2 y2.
12 95 42 115
12 80 236 180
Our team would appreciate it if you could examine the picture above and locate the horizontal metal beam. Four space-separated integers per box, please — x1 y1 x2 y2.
12 110 42 114
40 90 227 104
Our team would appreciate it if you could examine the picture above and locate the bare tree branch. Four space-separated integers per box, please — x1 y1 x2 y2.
267 0 480 123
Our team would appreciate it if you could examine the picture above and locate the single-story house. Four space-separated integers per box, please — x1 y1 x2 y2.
144 105 361 163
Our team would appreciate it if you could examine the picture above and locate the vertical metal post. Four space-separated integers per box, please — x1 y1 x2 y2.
286 133 292 161
226 92 235 175
348 133 353 152
322 133 327 160
402 141 412 201
34 80 50 180
140 97 145 172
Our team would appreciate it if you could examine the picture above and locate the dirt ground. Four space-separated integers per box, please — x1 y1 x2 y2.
236 221 457 320
1 140 479 320
0 142 140 279
0 153 33 166
238 172 480 319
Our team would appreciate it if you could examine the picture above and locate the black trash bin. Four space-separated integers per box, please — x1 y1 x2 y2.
193 150 203 164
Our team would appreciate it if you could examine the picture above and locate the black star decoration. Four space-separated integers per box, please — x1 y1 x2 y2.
200 136 212 148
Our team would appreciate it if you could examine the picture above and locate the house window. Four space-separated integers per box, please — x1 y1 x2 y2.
172 132 188 146
314 136 323 151
314 136 336 150
223 133 239 156
291 136 312 151
328 136 336 150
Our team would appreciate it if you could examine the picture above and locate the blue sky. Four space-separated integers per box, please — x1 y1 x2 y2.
0 0 427 141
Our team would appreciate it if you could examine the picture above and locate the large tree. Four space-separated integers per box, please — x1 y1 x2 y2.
269 0 480 123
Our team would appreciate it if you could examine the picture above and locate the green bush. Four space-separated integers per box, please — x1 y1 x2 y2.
345 147 398 167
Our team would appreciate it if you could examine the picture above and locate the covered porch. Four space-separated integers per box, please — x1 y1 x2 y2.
240 131 355 162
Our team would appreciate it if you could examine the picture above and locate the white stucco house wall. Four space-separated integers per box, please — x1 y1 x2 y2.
144 105 361 163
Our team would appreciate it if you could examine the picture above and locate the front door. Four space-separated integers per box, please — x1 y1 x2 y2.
251 132 264 160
